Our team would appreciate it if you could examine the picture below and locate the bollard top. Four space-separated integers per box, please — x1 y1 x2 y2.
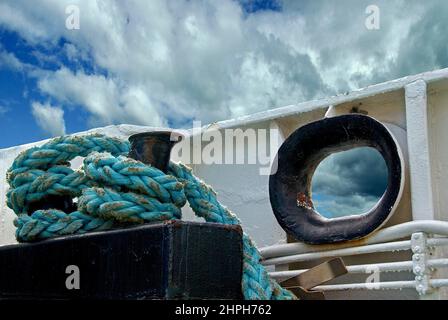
128 130 184 172
128 130 184 144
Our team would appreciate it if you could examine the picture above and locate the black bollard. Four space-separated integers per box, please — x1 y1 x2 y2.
128 131 183 172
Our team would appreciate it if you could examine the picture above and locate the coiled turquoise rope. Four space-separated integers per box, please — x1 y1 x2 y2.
6 134 296 300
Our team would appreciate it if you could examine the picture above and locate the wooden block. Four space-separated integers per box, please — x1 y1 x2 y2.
0 221 243 299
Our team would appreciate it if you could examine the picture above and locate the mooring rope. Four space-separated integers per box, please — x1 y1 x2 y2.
5 134 296 300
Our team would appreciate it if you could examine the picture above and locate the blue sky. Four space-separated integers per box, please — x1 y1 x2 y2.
0 30 90 147
1 0 447 217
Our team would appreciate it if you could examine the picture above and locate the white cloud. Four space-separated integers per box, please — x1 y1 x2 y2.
0 105 8 115
31 101 66 137
0 50 25 71
0 0 447 128
37 68 165 127
0 1 67 43
0 49 44 78
314 193 381 218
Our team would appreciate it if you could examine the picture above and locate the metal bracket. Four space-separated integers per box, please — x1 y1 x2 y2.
412 232 434 295
280 258 348 299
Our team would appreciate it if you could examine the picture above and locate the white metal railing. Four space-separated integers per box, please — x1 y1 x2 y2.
261 220 448 296
315 279 448 292
261 220 448 259
262 238 448 266
270 259 448 280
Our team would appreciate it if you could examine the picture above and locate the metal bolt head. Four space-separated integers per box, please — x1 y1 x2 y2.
416 275 423 281
415 266 422 273
413 234 420 240
414 246 421 253
414 254 420 261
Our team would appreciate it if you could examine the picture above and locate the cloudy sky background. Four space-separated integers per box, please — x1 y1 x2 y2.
0 0 447 217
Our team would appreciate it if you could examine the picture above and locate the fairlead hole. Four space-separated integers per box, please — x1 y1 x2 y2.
310 147 388 219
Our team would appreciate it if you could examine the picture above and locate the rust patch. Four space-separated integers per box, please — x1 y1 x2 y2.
165 219 183 228
296 192 314 209
219 223 243 235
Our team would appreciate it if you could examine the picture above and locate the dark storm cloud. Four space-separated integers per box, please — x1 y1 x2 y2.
281 0 448 92
371 2 448 84
312 147 388 197
311 147 388 216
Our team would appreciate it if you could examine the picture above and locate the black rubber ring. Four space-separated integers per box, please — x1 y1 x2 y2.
269 114 403 244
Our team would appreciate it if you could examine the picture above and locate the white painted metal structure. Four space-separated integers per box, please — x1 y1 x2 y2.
2 68 448 299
